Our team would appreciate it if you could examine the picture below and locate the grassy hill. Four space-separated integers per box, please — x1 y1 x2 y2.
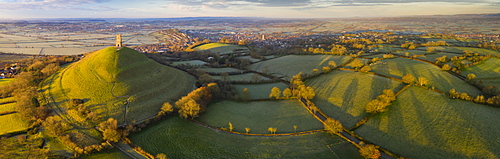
193 43 248 55
355 86 500 158
307 71 404 128
370 58 482 96
42 47 195 124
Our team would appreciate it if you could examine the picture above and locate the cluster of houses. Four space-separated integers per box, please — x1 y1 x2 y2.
0 64 19 78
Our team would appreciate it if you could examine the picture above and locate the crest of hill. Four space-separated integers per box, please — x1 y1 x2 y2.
51 47 194 123
193 43 248 55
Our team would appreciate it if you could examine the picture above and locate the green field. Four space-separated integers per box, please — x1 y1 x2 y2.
0 113 29 135
461 58 500 91
248 55 352 80
427 46 500 56
237 56 261 62
197 67 244 74
171 60 207 66
370 58 482 96
0 102 16 112
307 70 404 128
0 54 32 63
130 116 361 159
355 87 500 159
233 82 289 99
462 58 500 78
193 43 249 55
415 52 462 63
83 148 132 159
395 49 430 56
210 73 270 82
198 100 323 134
371 46 403 53
42 47 195 123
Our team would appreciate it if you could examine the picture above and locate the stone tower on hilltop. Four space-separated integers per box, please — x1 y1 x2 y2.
115 34 123 47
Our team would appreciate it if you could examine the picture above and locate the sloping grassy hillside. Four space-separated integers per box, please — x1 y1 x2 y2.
43 47 195 123
0 113 29 135
462 57 500 78
355 87 500 159
193 43 248 55
370 58 482 96
307 71 404 128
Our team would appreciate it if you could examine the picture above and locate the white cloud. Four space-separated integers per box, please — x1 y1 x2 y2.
0 0 110 10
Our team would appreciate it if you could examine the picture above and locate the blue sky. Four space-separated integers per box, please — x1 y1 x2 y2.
0 0 499 19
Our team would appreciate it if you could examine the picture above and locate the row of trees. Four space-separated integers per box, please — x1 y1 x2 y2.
175 83 219 119
449 89 500 107
290 73 316 100
365 89 396 114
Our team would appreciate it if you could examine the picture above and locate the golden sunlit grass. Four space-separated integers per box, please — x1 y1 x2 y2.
193 43 248 54
248 55 352 80
370 58 482 96
355 86 500 159
307 70 403 128
42 47 195 124
0 113 29 135
0 102 16 112
0 97 14 104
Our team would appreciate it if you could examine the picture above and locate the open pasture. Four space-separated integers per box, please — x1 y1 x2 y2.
130 116 361 159
233 82 289 99
237 56 261 62
0 113 29 135
83 148 132 159
210 73 270 82
370 58 483 96
248 55 352 80
171 60 207 66
394 49 429 56
427 46 500 56
307 70 404 128
461 57 500 78
198 100 323 134
197 67 244 74
0 54 32 63
355 86 500 159
40 47 107 55
371 45 403 53
414 52 461 63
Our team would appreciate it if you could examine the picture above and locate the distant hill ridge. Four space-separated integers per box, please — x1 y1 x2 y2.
47 47 195 123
